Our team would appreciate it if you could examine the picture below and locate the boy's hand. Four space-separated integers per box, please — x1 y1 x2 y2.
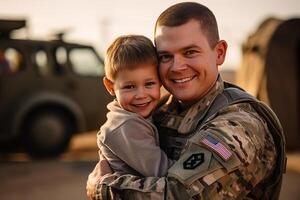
86 165 99 200
86 153 112 200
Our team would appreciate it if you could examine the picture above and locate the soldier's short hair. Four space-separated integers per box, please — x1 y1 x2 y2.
105 35 158 81
154 2 220 48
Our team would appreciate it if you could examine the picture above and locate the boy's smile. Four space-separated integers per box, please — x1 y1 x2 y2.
111 64 161 118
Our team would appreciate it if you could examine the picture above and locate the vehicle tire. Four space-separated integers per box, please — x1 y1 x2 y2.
23 109 74 158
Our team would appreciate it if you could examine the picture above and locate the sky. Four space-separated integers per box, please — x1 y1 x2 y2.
1 0 299 69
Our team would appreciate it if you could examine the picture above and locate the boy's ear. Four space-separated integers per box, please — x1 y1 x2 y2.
103 77 115 96
215 40 227 65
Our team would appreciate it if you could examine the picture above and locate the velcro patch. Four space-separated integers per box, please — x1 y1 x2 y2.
168 143 215 186
183 153 204 169
201 135 232 161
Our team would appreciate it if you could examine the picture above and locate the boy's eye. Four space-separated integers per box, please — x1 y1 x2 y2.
123 85 135 90
145 81 156 87
158 54 172 63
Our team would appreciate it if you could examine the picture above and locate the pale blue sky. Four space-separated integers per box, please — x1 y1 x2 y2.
1 0 299 69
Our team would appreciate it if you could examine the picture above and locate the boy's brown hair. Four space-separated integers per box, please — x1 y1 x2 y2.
105 35 158 81
154 2 219 49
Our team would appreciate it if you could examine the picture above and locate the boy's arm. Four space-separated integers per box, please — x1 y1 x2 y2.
86 117 173 199
101 118 173 177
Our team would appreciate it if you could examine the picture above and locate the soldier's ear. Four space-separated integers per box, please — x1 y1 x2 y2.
103 77 115 96
215 40 227 65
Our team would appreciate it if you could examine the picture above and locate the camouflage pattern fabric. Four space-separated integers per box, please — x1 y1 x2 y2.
95 173 165 200
164 101 276 199
94 77 278 200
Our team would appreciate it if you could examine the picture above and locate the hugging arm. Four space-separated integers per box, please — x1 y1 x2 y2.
90 104 277 200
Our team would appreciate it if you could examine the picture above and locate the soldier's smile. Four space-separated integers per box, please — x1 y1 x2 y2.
172 75 196 84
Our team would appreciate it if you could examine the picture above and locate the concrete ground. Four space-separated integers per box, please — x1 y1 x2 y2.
1 132 300 200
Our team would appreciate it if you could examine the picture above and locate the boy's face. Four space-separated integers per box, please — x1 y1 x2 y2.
111 64 161 118
155 19 226 103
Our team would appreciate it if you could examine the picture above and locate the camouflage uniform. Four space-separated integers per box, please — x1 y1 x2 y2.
94 76 285 200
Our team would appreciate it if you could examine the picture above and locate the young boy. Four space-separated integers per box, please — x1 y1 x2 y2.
98 35 173 177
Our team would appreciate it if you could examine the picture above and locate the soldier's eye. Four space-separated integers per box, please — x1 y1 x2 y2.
159 54 172 63
184 50 198 57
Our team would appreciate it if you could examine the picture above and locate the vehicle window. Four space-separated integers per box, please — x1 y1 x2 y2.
35 50 50 76
55 47 67 66
0 47 23 75
52 46 67 75
69 48 104 76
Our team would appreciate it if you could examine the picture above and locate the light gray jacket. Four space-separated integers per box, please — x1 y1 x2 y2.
98 100 174 177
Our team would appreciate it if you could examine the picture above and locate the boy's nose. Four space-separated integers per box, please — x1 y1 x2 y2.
135 87 147 98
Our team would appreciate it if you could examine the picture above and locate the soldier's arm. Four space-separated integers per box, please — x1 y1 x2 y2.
96 173 166 200
165 103 277 199
87 150 113 200
93 103 277 199
88 128 169 200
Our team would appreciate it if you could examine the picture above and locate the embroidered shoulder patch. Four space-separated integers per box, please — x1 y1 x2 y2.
183 153 204 169
201 135 232 161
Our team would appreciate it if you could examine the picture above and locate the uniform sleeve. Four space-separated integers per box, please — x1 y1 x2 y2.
165 103 277 199
95 103 277 200
96 173 166 200
100 117 174 177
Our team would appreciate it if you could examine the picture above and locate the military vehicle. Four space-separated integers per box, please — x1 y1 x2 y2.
236 17 300 150
0 19 112 157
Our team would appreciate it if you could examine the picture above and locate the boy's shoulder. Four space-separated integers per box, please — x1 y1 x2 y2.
100 101 153 137
99 111 157 144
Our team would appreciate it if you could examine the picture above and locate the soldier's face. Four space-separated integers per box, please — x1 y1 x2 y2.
155 19 227 103
112 64 161 118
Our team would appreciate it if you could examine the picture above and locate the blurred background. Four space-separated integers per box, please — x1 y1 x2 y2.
0 0 300 199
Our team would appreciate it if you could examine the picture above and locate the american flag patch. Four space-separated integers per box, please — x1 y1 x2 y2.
201 135 232 161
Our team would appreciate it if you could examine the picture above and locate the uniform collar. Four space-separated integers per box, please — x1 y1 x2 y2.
178 75 224 133
154 75 224 133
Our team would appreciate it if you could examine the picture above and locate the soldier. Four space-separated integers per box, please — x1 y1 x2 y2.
87 2 286 200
